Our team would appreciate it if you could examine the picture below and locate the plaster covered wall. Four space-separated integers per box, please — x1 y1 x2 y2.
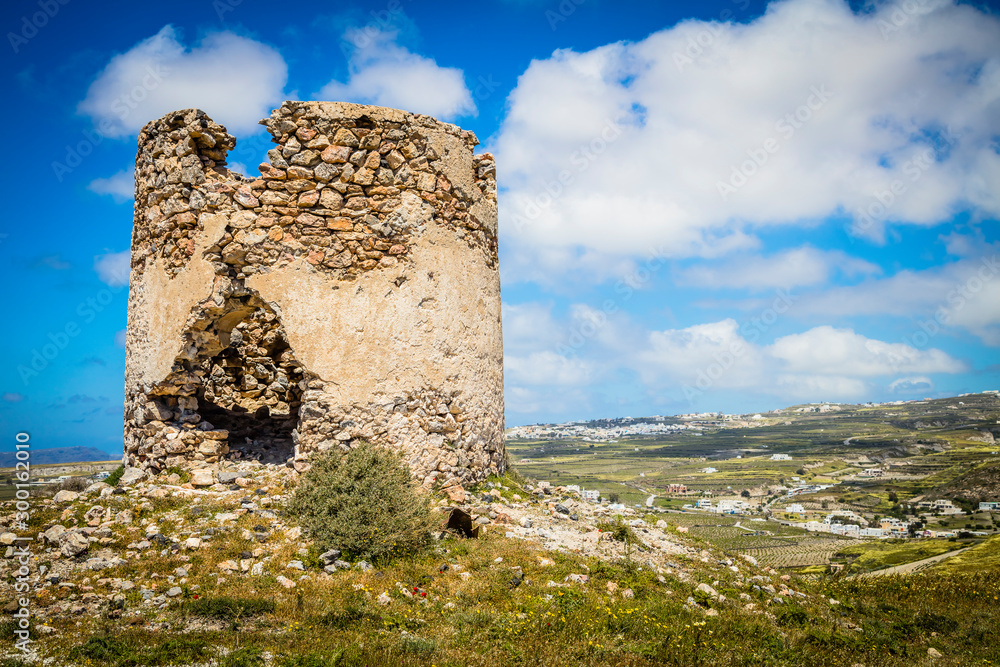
123 102 504 489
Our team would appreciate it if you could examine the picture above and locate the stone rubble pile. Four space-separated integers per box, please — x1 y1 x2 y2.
0 471 825 630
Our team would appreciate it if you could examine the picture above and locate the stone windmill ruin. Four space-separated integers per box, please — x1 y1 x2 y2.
122 101 504 489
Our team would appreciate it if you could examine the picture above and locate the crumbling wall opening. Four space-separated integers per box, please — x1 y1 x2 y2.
193 304 306 465
142 290 310 468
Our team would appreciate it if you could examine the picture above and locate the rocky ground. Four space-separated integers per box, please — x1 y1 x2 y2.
0 466 854 665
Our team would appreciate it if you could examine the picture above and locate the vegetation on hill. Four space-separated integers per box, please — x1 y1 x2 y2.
288 441 437 563
923 461 1000 506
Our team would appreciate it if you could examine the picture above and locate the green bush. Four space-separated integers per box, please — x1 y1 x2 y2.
288 441 437 563
106 465 125 487
596 515 637 544
183 596 275 620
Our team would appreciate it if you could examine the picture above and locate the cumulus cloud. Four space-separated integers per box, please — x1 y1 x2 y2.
88 169 135 203
94 251 130 287
635 321 966 401
502 300 969 416
114 329 127 348
493 0 1000 282
315 29 475 120
768 325 968 376
889 376 934 393
79 25 287 137
676 246 879 291
505 351 594 386
797 252 1000 345
634 319 765 390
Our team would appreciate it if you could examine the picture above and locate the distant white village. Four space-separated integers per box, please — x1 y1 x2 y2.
506 393 1000 443
509 393 1000 543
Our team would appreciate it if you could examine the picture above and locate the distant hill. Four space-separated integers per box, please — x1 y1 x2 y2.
926 461 1000 506
0 446 115 468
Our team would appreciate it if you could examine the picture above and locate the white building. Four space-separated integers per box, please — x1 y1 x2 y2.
931 500 963 515
582 489 600 502
696 499 713 509
786 504 805 514
770 454 792 461
978 501 999 511
716 499 749 514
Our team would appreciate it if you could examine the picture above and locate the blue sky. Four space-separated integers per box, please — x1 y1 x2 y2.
1 0 999 456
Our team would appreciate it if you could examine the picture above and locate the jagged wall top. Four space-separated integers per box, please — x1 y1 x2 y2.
131 102 497 282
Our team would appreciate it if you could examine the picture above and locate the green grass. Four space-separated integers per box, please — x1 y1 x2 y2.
182 596 277 620
930 535 1000 574
50 535 1000 667
834 538 970 573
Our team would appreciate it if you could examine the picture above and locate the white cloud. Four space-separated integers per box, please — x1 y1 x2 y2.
94 251 130 287
505 351 594 386
768 325 967 376
79 25 287 138
503 299 969 412
796 252 1000 345
114 330 127 348
635 319 765 390
676 246 879 291
889 376 933 393
88 169 135 203
316 29 475 120
493 0 1000 282
774 374 868 400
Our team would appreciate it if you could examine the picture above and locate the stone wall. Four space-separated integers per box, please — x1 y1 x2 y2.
124 101 504 489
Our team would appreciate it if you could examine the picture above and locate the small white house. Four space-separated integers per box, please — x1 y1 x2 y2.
786 504 805 514
582 489 600 502
770 454 792 461
979 501 1000 511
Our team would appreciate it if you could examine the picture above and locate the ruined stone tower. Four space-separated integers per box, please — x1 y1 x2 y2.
123 101 504 487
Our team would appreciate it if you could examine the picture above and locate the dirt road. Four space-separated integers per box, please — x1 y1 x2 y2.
857 546 972 578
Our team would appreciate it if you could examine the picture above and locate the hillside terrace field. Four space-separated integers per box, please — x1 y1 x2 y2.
509 393 1000 573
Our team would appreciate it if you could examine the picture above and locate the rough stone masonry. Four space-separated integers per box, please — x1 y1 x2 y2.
123 101 504 489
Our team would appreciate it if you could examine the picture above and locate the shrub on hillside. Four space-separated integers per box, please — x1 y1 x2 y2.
106 465 125 486
288 441 437 563
60 476 89 492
